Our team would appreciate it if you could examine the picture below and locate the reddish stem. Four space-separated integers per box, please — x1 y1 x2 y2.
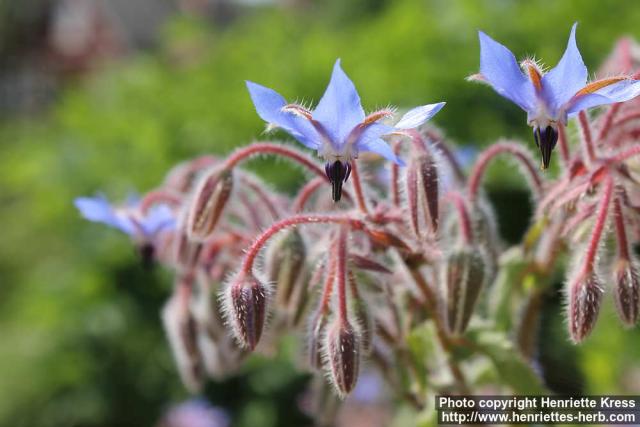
581 174 614 274
240 214 363 273
224 142 327 180
578 111 597 164
613 144 640 162
612 111 640 128
292 177 324 212
336 225 349 324
444 191 473 244
319 242 338 314
350 160 370 214
599 103 624 140
140 190 183 213
239 174 280 219
390 140 401 207
468 141 542 201
613 195 631 261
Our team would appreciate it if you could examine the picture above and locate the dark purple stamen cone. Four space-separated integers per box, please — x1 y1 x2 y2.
187 167 234 240
138 243 155 269
325 160 351 202
444 249 486 335
568 272 603 343
308 310 329 370
613 260 640 327
225 273 269 350
324 320 360 397
533 125 559 170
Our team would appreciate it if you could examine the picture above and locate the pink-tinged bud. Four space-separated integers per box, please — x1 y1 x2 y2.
174 230 203 270
187 167 234 241
161 291 204 393
324 320 360 397
222 272 270 350
613 260 640 327
567 271 604 343
443 249 486 335
406 152 439 236
349 254 392 274
265 229 306 309
307 310 329 370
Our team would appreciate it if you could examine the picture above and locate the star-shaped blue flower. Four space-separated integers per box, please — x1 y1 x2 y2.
471 23 640 169
75 194 175 239
246 59 445 200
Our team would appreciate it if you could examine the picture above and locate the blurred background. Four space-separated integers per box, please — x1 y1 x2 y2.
2 0 640 426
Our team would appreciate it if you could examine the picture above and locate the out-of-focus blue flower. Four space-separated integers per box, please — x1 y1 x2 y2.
74 194 175 239
471 23 640 169
246 59 445 200
159 399 230 427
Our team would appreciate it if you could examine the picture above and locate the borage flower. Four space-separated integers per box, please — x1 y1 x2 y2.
246 59 445 201
470 23 640 169
75 194 175 262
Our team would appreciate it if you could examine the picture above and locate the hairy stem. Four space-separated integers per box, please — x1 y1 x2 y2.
578 111 597 165
468 141 542 201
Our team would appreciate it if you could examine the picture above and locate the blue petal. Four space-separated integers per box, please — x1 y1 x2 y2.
358 138 405 166
246 81 321 149
140 204 176 236
395 102 446 129
312 59 365 147
478 31 536 111
74 196 135 235
542 23 588 113
566 79 640 116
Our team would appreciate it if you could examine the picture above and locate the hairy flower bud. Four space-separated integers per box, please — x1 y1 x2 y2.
352 297 373 355
266 229 306 309
613 260 640 327
222 272 270 350
162 288 204 393
187 167 234 240
406 152 439 236
443 249 486 335
308 310 329 370
567 271 604 343
324 320 360 397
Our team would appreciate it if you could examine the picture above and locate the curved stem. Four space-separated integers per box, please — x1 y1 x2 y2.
292 177 325 212
468 141 543 201
597 103 623 141
239 173 280 219
390 140 402 207
613 143 640 163
581 174 614 274
240 214 363 273
224 142 327 180
444 191 473 244
350 160 370 214
613 194 630 261
578 111 597 165
140 190 183 213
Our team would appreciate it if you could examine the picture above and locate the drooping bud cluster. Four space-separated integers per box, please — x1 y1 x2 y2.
76 37 640 420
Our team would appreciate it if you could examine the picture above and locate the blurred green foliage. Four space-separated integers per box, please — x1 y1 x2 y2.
2 0 640 425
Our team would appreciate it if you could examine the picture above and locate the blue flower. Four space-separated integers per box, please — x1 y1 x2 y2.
74 194 175 239
246 59 445 200
471 23 640 169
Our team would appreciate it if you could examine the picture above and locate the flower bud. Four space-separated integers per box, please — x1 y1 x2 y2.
265 229 306 309
223 272 270 350
187 167 234 240
307 310 329 370
443 249 486 335
162 289 204 393
406 152 439 236
613 259 640 327
324 320 360 397
567 271 603 343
